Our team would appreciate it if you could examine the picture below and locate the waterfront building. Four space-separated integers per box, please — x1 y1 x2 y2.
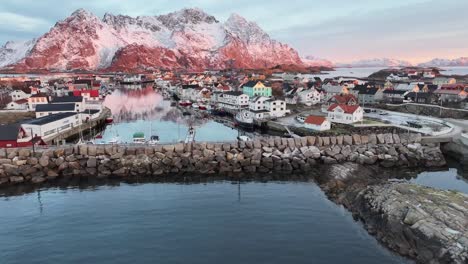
264 99 289 118
327 104 363 124
242 81 272 98
50 96 84 112
216 91 249 110
21 112 81 140
304 116 331 131
382 90 407 103
0 124 29 148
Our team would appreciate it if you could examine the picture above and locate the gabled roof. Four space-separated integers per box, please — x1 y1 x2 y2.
242 81 261 88
327 104 360 114
358 88 379 95
13 99 28 104
0 124 21 141
35 103 76 112
30 93 48 98
304 116 327 125
330 94 358 104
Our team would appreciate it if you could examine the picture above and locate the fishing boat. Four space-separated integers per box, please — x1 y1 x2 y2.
185 126 196 143
198 104 207 110
105 117 114 124
235 110 254 129
148 135 160 145
133 132 146 144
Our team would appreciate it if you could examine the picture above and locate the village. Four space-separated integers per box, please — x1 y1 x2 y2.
0 66 467 149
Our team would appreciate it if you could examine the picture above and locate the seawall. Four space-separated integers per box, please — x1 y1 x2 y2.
0 133 446 186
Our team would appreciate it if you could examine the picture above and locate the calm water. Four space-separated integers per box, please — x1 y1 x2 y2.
411 167 468 194
98 85 238 143
0 181 408 264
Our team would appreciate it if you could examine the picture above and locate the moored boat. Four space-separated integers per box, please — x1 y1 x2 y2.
133 132 146 144
235 110 254 129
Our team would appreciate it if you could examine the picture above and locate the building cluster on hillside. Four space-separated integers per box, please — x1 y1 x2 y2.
0 76 109 148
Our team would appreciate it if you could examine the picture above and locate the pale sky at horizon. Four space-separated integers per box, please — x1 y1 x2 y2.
0 0 466 63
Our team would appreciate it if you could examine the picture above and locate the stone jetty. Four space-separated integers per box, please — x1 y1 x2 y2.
0 133 446 186
318 163 467 264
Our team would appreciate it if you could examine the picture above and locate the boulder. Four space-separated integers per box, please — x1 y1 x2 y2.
343 135 353 145
352 134 362 145
306 136 316 146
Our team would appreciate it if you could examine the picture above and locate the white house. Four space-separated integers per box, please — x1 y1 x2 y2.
249 96 270 111
304 116 331 131
5 99 29 110
327 104 363 124
9 90 31 101
21 112 81 141
264 99 289 118
297 89 321 106
217 91 249 110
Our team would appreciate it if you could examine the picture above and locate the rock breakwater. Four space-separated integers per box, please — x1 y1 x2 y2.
0 133 445 186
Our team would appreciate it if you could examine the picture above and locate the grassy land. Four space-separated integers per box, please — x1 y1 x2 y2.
0 112 35 125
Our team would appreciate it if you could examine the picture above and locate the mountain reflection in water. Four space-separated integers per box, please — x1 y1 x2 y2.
100 85 238 143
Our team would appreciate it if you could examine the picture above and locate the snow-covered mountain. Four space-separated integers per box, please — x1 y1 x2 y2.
336 58 413 68
0 39 37 67
418 57 468 67
302 56 334 67
0 8 303 72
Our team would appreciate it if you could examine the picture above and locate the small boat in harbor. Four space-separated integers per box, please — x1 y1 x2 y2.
148 135 160 145
105 117 114 124
235 110 254 129
198 104 207 110
192 103 199 109
133 132 146 144
185 126 196 143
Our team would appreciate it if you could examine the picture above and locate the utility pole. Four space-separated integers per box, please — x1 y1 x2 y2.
30 128 35 154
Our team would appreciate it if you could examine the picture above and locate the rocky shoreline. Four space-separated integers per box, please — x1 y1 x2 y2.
0 133 446 186
318 163 468 264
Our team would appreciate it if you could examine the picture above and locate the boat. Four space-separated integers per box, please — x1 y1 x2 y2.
198 104 207 110
185 126 196 143
237 135 252 142
179 100 193 107
192 103 199 109
235 110 254 129
108 136 121 144
296 115 306 124
105 117 114 124
148 135 160 145
133 132 146 144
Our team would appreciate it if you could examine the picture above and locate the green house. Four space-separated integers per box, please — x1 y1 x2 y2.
242 81 272 98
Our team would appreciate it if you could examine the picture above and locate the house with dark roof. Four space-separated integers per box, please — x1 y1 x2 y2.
27 93 49 111
22 112 81 141
35 103 78 118
0 124 26 148
50 96 84 112
357 87 383 105
383 90 407 103
404 92 437 104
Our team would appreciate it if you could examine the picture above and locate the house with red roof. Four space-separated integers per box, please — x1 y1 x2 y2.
304 115 331 131
5 99 29 110
322 94 358 112
327 104 363 124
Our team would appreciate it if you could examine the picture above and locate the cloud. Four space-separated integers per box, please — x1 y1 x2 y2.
0 12 50 32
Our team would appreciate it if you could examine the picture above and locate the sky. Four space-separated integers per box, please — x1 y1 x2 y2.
0 0 467 63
